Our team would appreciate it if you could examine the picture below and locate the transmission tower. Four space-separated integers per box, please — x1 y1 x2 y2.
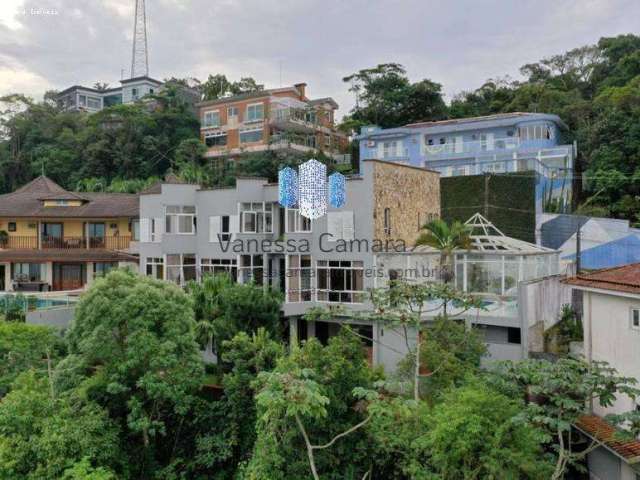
130 0 149 78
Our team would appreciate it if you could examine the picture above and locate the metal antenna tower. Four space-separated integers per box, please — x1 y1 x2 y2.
130 0 149 78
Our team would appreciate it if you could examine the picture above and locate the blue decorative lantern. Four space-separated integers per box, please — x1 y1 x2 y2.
298 159 327 219
278 166 298 207
328 172 346 208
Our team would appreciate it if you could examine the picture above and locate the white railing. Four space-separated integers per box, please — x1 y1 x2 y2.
423 137 520 156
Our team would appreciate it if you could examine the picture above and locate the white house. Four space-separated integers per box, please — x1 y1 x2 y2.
564 264 640 480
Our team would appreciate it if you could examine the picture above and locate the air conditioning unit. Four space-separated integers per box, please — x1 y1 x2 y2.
367 140 375 148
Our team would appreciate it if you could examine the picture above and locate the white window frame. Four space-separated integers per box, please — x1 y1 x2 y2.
227 106 239 118
166 253 197 285
165 205 196 235
239 202 273 234
238 254 264 285
200 258 237 280
286 254 313 303
384 208 391 235
631 308 640 331
203 110 221 128
239 126 264 144
285 208 312 233
145 257 164 280
316 260 365 304
245 102 264 123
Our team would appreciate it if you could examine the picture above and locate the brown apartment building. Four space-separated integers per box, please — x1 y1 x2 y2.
0 177 139 292
197 83 350 163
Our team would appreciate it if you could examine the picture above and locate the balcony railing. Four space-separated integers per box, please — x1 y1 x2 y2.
423 137 520 156
0 236 132 250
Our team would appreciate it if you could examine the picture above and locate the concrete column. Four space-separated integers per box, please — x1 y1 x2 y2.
85 262 94 288
307 320 316 339
289 317 298 346
1 263 10 292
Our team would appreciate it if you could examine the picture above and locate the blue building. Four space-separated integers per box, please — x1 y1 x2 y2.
357 113 576 211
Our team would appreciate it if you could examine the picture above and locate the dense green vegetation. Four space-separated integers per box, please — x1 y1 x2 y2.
1 270 640 478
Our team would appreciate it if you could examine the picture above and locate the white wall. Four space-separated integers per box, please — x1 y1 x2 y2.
584 290 640 417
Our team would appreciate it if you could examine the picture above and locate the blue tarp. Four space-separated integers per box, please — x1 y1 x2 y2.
563 234 640 269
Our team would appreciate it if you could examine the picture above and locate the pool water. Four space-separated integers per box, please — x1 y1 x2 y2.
0 293 76 311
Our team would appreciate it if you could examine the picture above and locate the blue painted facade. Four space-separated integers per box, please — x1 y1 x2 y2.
356 113 576 211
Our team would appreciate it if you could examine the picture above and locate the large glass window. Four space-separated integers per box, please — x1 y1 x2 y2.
240 127 263 143
286 208 311 233
166 254 197 285
287 255 313 302
246 103 264 122
201 258 237 281
239 254 264 285
145 257 164 280
204 131 227 147
165 206 196 234
93 262 116 279
317 260 365 303
203 110 220 128
240 202 273 233
12 263 44 282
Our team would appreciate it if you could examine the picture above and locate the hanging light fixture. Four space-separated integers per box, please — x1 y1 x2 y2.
298 159 327 219
278 166 298 207
328 172 346 208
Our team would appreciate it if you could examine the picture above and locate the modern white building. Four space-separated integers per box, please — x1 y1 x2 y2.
564 264 640 480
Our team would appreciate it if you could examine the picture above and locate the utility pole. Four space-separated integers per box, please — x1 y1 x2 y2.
130 0 149 78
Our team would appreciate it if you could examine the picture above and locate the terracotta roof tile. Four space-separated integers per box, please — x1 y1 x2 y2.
563 263 640 295
576 414 640 464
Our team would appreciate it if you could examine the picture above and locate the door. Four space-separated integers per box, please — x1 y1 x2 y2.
52 263 85 291
42 223 63 248
0 265 5 291
88 223 106 248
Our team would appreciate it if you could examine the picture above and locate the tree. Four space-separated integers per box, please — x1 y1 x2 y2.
415 218 472 283
187 274 282 359
0 322 60 397
61 270 204 476
0 372 123 479
495 357 640 480
341 63 447 130
363 282 482 401
246 333 378 480
200 74 263 101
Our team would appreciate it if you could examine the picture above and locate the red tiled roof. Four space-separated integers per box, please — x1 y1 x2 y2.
563 263 640 295
576 414 640 464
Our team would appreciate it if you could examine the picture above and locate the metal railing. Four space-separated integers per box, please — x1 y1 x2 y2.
0 236 132 250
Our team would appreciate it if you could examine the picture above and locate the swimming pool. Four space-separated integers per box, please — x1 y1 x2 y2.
0 293 77 312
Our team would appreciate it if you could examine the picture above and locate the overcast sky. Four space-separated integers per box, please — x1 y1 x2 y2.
0 0 638 117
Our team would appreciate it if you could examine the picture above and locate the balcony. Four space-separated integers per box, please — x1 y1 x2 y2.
0 236 132 251
423 137 520 158
269 107 318 133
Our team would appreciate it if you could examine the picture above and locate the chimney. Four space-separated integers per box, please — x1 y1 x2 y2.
294 82 307 99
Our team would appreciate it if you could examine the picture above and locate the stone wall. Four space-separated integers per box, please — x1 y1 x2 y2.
371 160 440 246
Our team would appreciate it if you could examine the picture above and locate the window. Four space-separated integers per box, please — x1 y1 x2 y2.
239 254 264 285
78 94 87 106
166 254 197 285
8 222 16 232
240 127 263 143
94 262 116 279
384 208 391 235
13 263 44 282
518 124 554 141
286 208 311 233
246 103 264 122
317 260 365 303
149 88 154 94
383 141 395 158
439 138 446 145
209 215 232 242
201 258 237 281
165 205 196 234
203 110 220 128
450 165 468 177
326 211 354 241
632 308 640 331
87 96 101 109
205 131 227 147
240 202 273 234
131 88 138 100
286 255 313 302
228 106 239 118
145 257 164 280
130 220 140 241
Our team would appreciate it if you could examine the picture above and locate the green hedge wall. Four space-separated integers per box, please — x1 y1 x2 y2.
441 172 536 243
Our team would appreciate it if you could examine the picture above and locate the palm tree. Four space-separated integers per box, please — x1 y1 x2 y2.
415 219 472 283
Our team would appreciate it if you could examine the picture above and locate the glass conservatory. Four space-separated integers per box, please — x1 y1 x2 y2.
453 214 559 300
